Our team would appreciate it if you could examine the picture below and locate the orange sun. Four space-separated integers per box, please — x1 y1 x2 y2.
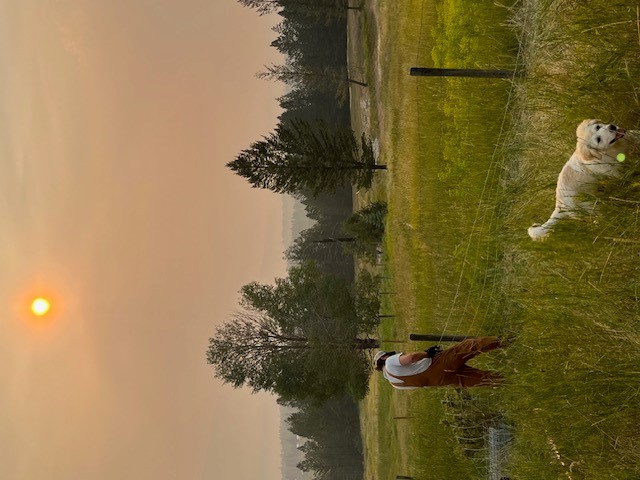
30 297 51 317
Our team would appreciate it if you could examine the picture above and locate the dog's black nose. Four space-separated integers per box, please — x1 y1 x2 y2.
609 124 618 131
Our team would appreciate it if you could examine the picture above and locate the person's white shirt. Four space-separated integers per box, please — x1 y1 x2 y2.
382 353 432 390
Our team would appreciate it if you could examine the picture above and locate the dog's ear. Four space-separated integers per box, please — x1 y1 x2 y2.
576 140 602 162
575 119 604 162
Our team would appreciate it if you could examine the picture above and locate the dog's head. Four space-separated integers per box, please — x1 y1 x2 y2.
576 119 626 162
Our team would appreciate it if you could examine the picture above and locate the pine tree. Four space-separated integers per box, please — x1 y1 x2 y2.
206 261 380 402
227 119 385 196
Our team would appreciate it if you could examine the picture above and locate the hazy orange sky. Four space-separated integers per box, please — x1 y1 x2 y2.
1 1 287 478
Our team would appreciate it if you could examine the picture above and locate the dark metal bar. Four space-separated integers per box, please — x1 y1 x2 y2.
410 67 520 78
409 333 474 342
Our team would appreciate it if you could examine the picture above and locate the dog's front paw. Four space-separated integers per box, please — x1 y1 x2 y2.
528 223 550 241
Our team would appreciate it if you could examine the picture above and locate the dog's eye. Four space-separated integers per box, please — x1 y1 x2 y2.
595 125 601 131
596 136 601 143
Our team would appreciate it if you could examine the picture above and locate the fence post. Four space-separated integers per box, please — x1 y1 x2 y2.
410 333 475 342
410 67 522 78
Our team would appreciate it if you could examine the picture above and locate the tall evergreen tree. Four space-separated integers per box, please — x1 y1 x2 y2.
258 63 366 88
227 119 384 196
206 261 380 402
258 63 366 105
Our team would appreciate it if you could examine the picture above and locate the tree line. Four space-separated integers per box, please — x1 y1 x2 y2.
208 1 383 478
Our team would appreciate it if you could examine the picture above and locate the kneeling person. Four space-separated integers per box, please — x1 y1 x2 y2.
373 336 504 389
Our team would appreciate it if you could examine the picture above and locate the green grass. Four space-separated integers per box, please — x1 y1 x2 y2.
359 0 517 478
355 0 640 479
498 1 640 478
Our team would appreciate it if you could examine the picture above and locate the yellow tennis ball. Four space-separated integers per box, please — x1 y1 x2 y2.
617 153 626 162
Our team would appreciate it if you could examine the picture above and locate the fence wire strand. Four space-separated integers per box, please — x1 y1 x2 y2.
408 0 529 343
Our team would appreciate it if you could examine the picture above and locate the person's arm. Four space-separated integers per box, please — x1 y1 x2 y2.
398 351 430 365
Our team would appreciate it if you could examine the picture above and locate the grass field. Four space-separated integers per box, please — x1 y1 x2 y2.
350 0 640 479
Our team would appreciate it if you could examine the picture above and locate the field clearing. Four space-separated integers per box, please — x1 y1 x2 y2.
350 0 640 479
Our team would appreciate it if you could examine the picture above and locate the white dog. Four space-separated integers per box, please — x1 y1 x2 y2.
528 119 639 241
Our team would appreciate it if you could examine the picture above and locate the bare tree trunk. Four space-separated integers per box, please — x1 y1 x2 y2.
348 78 368 86
312 237 356 243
